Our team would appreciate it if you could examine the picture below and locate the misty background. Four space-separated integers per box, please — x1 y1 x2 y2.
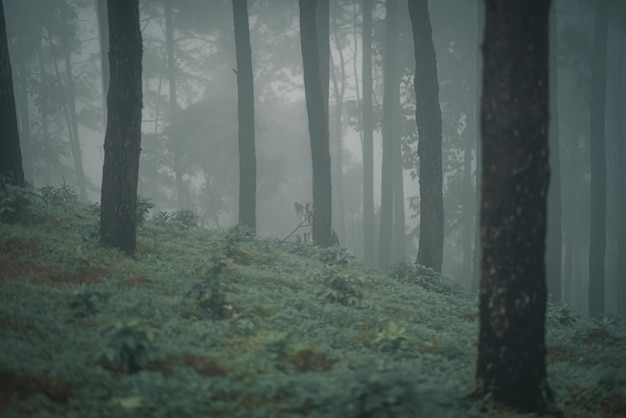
4 0 625 317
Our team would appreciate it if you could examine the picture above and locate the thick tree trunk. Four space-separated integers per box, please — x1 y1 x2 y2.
378 0 398 268
14 56 32 181
408 0 443 273
547 1 562 304
477 0 553 412
232 0 256 231
99 0 143 256
615 34 626 317
588 0 608 318
300 0 332 247
361 0 375 264
0 0 24 187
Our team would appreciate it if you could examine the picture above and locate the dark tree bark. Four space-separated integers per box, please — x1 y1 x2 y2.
362 0 375 264
96 0 109 122
615 34 626 318
14 53 31 181
546 1 562 304
476 0 554 412
408 0 443 273
377 0 398 268
232 0 256 231
0 0 24 187
300 0 332 247
164 0 185 210
588 0 609 318
316 0 329 112
99 0 143 256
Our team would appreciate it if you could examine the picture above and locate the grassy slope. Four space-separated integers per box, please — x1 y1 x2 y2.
0 199 624 417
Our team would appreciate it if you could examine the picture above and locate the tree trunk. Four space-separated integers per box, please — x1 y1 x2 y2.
615 33 626 317
471 0 484 293
14 56 32 181
300 0 332 247
96 0 109 123
477 0 553 412
588 0 608 318
232 0 256 231
36 41 53 185
99 0 143 256
377 0 398 268
546 1 562 304
60 17 88 201
361 0 375 264
408 0 443 273
0 0 23 187
164 0 185 210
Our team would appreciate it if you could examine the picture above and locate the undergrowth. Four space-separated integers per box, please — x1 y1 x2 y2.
0 191 624 417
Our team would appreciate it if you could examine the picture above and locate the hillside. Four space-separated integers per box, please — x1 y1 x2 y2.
0 186 624 417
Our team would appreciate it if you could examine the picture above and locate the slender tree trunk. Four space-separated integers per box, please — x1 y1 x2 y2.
99 0 143 256
164 0 184 209
378 0 399 268
60 22 88 200
477 0 553 411
392 115 405 262
96 0 109 123
300 0 332 247
14 56 32 181
232 0 256 230
547 1 562 303
362 0 375 264
0 0 23 187
330 6 346 243
613 32 625 317
36 40 52 185
471 1 484 292
588 0 609 317
409 0 443 273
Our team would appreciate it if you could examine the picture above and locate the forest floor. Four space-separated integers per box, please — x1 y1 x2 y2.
0 187 625 417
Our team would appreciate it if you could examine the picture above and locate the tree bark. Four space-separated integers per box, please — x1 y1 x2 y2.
361 0 375 264
377 0 398 268
615 33 626 317
232 0 256 231
547 1 562 304
588 0 608 318
99 0 143 256
0 0 24 187
300 0 332 247
476 0 553 412
96 0 109 123
408 0 443 273
164 0 185 209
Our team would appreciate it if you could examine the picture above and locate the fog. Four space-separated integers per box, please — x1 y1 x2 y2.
4 0 626 317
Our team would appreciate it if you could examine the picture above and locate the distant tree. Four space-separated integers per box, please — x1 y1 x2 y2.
299 0 332 247
232 0 256 231
99 0 143 256
547 1 562 303
0 0 24 187
408 0 443 273
476 0 554 412
164 0 185 210
378 0 398 268
96 0 109 121
588 0 609 318
361 0 375 264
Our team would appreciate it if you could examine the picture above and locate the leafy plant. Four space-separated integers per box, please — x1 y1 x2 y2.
552 303 579 327
152 209 198 229
182 255 233 320
372 322 409 352
317 247 354 266
283 201 313 242
66 287 107 318
387 262 460 294
99 319 159 374
136 196 155 225
331 371 420 418
39 183 78 206
0 183 39 223
222 224 255 256
319 267 364 307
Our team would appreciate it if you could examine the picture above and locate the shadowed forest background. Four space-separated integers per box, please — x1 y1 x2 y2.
2 0 625 316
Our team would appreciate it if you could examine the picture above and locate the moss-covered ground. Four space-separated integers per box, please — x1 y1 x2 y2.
0 191 624 417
